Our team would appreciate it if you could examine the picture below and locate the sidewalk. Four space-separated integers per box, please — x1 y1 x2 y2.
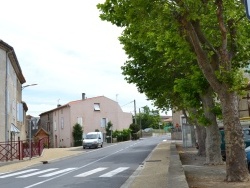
0 140 189 188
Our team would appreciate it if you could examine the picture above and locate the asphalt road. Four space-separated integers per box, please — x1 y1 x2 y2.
0 136 164 188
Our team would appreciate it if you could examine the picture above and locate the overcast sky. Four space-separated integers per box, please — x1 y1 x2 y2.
1 0 171 117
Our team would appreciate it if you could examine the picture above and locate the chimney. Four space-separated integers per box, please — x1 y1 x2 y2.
82 93 86 100
57 104 61 108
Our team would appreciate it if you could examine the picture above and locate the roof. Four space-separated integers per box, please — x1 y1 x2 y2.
0 40 26 84
35 128 49 137
39 96 117 116
39 104 69 116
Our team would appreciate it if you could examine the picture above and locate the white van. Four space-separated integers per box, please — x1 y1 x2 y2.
83 132 103 149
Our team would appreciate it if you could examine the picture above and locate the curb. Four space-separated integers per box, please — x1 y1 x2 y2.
167 142 189 188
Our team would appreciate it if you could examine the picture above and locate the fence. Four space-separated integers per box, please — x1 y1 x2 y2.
0 137 48 162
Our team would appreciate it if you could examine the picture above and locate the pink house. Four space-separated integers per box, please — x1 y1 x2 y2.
39 94 133 148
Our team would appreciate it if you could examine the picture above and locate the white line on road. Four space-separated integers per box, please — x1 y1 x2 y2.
17 168 58 178
0 169 38 178
75 167 107 177
24 143 139 188
99 167 129 177
39 168 76 177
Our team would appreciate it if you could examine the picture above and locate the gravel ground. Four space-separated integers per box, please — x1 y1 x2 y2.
176 143 250 188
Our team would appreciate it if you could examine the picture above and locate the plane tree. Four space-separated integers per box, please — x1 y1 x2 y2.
98 0 223 164
97 0 250 181
174 65 223 163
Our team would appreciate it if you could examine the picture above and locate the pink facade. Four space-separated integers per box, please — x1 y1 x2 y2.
40 96 132 147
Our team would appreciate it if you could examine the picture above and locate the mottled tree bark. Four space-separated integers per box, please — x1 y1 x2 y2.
196 125 206 156
201 87 223 165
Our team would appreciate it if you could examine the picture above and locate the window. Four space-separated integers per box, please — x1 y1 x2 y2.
61 117 64 129
54 121 57 131
94 103 100 111
16 103 23 122
101 118 107 128
47 122 50 132
77 117 83 126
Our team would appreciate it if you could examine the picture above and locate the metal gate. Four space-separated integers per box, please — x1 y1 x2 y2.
0 137 48 161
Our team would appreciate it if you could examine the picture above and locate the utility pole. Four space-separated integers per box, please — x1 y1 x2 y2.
134 100 137 124
139 108 142 138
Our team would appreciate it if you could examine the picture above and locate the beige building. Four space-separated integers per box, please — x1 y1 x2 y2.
0 40 27 142
39 94 133 147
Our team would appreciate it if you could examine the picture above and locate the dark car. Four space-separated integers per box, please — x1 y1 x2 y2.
220 128 250 160
245 146 250 172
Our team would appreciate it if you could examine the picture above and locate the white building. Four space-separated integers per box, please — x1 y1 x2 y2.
0 40 27 142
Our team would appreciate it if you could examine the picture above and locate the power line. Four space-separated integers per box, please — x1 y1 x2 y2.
121 100 134 107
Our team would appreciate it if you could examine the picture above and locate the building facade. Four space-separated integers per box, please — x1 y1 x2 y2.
39 94 133 147
0 40 27 142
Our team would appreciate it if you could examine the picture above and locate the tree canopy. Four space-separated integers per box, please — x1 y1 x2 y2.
97 0 250 181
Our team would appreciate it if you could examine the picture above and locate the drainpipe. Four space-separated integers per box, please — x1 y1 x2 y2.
5 50 12 143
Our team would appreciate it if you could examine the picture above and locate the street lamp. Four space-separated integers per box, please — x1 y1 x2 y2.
22 84 38 90
22 84 37 159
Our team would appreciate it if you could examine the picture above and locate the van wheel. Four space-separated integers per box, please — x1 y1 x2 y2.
83 146 85 149
101 144 103 147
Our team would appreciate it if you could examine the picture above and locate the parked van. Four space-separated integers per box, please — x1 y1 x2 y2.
83 132 103 149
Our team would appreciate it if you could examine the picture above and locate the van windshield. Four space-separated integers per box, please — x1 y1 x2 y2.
86 134 98 139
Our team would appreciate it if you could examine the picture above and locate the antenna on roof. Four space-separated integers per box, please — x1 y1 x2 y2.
116 94 119 102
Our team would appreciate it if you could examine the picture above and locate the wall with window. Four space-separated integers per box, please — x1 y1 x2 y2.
0 42 26 142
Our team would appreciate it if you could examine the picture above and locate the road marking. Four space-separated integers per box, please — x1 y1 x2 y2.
24 144 135 188
39 168 76 177
99 167 129 177
0 169 38 178
75 167 107 177
17 168 58 178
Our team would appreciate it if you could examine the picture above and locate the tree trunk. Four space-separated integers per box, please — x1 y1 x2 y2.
219 91 248 181
184 18 249 181
201 87 223 165
196 125 206 156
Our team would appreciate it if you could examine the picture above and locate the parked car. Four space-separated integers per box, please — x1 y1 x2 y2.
143 128 153 132
221 128 250 160
245 146 250 172
83 132 103 149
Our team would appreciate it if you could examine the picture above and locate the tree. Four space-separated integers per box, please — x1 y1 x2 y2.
72 123 83 147
99 0 222 165
136 106 161 130
97 0 250 181
174 66 222 163
105 121 113 136
129 123 140 139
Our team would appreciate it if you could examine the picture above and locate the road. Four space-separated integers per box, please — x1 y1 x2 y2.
0 136 166 188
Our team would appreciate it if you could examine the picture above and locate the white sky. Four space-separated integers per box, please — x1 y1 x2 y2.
0 0 171 117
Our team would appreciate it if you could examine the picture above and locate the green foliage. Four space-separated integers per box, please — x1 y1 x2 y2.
97 0 250 179
72 123 83 147
136 106 162 129
112 128 131 142
105 121 113 136
97 1 250 111
211 103 223 120
129 123 140 133
215 68 248 94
